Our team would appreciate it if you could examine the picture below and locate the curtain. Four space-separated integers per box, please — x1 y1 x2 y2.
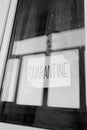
14 0 84 41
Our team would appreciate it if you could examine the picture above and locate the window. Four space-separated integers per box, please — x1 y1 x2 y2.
0 0 86 130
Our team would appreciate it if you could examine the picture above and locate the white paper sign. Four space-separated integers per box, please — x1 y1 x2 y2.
28 53 71 88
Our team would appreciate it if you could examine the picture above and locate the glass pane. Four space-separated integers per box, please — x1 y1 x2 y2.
17 54 45 106
47 0 84 33
13 0 84 41
12 35 47 55
12 0 84 56
52 28 85 50
14 0 49 41
14 0 84 41
47 49 80 108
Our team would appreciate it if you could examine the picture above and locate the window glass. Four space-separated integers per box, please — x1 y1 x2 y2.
14 0 49 41
47 0 84 33
14 0 84 41
12 0 84 56
12 35 47 55
47 50 80 108
17 54 45 106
